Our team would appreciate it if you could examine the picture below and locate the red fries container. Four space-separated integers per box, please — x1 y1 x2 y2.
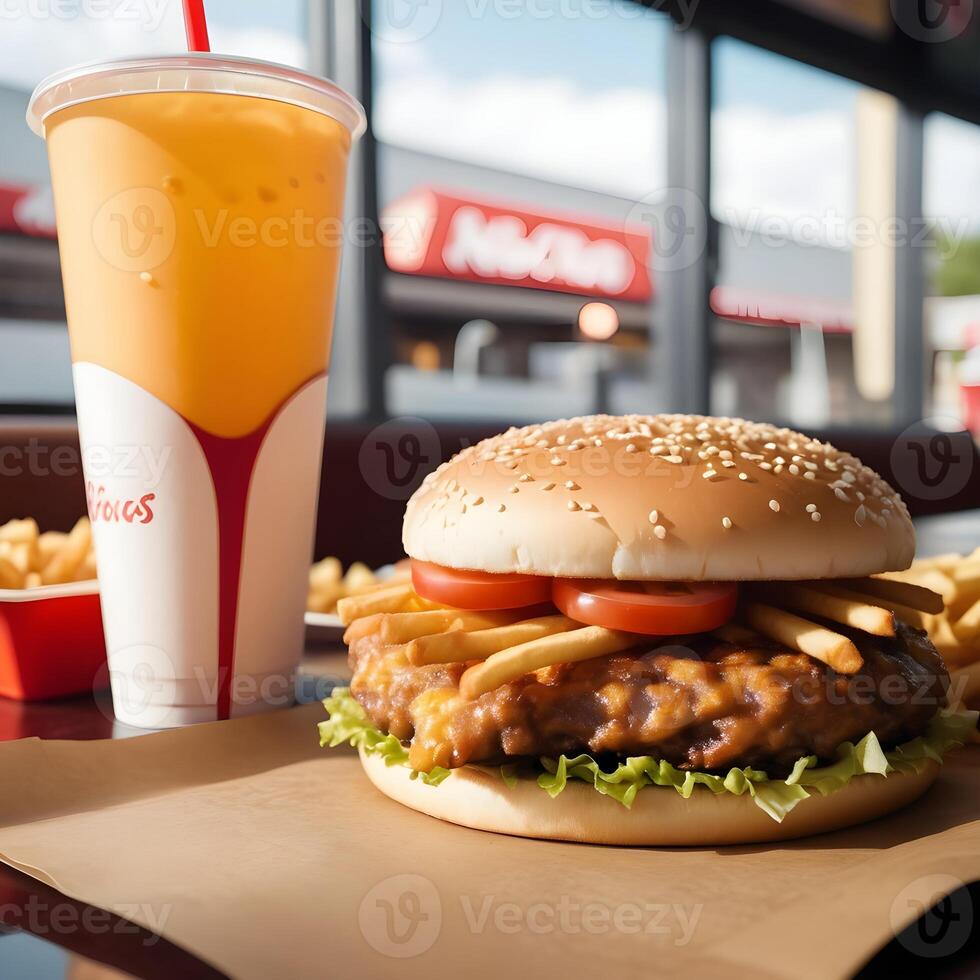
0 581 107 701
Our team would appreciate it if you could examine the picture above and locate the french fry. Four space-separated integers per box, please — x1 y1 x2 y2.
767 583 895 637
1 540 33 577
407 615 577 666
24 571 42 589
459 625 636 700
0 554 22 589
337 582 421 627
711 622 765 646
309 556 342 589
342 562 377 594
813 583 933 632
840 576 944 615
73 550 98 582
37 530 68 568
744 602 863 674
40 517 91 585
376 609 515 646
0 518 39 544
952 597 980 643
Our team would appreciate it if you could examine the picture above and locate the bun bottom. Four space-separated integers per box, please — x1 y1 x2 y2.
359 748 939 846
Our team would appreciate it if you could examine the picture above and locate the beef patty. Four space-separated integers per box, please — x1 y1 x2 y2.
348 621 949 775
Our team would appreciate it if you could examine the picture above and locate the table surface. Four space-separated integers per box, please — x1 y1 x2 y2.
1 511 978 980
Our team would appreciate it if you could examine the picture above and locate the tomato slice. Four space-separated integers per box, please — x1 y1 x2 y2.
552 579 738 635
411 560 553 611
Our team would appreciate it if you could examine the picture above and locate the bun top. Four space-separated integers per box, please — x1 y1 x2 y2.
403 415 915 581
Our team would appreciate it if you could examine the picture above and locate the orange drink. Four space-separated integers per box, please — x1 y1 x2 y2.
28 56 365 726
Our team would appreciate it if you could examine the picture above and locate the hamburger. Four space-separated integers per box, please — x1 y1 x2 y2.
321 415 976 845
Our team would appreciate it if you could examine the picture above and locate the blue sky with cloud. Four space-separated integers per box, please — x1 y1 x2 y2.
0 0 975 232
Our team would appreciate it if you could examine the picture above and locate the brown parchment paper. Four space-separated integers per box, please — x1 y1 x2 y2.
0 704 978 980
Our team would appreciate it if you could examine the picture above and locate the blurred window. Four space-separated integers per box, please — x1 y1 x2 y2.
923 112 980 436
710 38 894 429
372 0 669 422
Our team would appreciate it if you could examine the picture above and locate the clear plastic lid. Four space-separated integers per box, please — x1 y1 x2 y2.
27 53 366 139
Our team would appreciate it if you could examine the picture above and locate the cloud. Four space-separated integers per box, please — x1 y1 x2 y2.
376 61 980 236
0 3 305 92
375 69 666 200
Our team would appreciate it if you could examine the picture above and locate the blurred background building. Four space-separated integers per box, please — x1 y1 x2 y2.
1 0 980 438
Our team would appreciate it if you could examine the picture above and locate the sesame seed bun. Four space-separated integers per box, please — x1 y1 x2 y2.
359 747 939 846
403 415 915 581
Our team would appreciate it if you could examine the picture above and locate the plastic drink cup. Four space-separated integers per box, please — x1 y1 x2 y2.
27 55 365 727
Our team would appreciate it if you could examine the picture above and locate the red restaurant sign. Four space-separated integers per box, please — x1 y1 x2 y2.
382 188 653 302
0 181 56 238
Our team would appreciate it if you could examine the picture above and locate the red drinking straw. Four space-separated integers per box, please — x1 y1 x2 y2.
182 0 211 52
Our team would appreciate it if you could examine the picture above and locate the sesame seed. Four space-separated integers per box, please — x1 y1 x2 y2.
803 471 816 480
759 462 773 471
664 455 683 464
738 472 749 481
764 442 777 450
567 500 580 512
542 482 555 491
550 457 567 467
769 499 780 513
472 496 484 506
496 504 506 513
842 471 856 484
702 470 716 480
722 459 736 468
854 505 867 526
564 480 579 490
834 488 849 502
582 502 595 511
806 503 817 512
789 464 800 475
626 443 637 453
648 509 659 524
722 516 733 529
811 511 822 522
653 525 667 540
509 485 519 494
139 271 154 284
519 473 533 482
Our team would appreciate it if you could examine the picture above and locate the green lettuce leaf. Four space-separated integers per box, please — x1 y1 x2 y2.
320 688 977 823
